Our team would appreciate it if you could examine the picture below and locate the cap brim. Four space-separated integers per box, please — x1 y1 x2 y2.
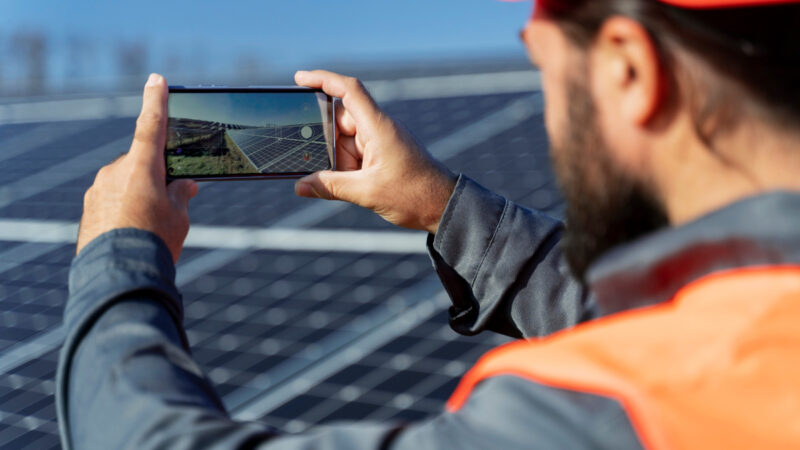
636 0 797 8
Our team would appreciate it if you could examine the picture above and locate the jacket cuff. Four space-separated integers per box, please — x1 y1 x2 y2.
431 174 509 279
64 228 183 333
427 175 509 334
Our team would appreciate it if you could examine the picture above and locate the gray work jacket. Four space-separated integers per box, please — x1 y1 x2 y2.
57 174 800 449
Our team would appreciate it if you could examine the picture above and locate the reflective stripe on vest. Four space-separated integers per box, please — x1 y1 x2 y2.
447 266 800 449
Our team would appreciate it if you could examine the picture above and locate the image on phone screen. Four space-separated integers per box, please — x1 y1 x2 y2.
165 87 335 180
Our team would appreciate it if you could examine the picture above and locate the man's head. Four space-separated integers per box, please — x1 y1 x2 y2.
520 0 800 280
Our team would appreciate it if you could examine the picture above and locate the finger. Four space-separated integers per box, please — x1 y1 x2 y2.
130 73 169 170
295 70 381 129
335 135 361 171
334 99 357 136
167 178 199 210
294 170 366 205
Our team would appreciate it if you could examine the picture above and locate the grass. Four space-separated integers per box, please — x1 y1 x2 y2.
167 131 259 177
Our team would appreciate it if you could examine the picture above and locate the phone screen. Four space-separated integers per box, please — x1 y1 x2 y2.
165 87 334 180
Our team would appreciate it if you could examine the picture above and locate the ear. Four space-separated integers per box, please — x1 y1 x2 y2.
589 16 666 126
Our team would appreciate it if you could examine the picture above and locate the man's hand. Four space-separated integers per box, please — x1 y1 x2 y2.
294 70 457 234
76 73 198 263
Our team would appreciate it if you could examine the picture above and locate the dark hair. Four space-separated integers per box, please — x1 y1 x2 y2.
539 0 800 126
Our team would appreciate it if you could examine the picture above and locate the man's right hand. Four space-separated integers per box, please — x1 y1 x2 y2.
294 70 457 234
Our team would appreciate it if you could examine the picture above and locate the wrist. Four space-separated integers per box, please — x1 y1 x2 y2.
424 170 458 234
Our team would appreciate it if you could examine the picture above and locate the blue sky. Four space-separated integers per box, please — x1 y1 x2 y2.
169 92 325 127
2 0 533 91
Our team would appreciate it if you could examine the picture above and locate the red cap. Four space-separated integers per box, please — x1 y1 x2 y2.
519 0 800 8
659 0 799 8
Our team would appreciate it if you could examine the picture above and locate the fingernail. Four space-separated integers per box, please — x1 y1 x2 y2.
295 70 308 79
146 73 161 86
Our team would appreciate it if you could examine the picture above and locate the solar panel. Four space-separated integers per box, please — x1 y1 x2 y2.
228 127 330 173
0 77 551 449
0 93 531 226
246 310 511 432
0 349 60 449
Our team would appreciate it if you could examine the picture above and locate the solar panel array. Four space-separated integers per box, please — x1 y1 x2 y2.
0 70 561 449
227 125 330 173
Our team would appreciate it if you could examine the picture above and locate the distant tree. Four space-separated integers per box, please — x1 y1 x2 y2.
236 55 262 84
116 41 148 90
11 31 48 95
161 43 209 85
66 35 95 91
163 51 184 81
190 45 209 82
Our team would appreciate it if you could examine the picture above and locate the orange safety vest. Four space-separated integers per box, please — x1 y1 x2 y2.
447 266 800 449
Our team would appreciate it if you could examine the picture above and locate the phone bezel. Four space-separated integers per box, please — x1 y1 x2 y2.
165 85 336 181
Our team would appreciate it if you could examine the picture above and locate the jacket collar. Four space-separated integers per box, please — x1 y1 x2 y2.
586 191 800 317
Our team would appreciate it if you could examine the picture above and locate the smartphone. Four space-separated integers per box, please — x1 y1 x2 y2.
165 86 335 180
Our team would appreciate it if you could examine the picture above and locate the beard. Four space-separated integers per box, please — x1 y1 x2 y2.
552 77 669 283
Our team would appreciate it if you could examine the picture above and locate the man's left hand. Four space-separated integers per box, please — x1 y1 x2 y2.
76 73 198 263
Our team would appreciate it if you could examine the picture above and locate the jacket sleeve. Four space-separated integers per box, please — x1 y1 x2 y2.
56 228 639 450
427 175 596 339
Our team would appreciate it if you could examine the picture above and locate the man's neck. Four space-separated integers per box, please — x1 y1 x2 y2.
659 118 800 226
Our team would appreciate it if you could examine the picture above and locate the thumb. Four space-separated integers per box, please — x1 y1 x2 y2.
295 170 363 205
167 179 199 209
130 73 169 171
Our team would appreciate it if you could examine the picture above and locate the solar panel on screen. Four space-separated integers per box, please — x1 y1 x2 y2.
228 125 330 174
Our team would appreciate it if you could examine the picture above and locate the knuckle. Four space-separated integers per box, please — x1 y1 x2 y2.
133 124 156 145
137 109 163 126
129 157 150 173
95 165 109 182
346 77 363 91
318 178 335 200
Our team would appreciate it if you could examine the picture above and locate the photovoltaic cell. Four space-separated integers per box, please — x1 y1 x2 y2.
252 314 510 432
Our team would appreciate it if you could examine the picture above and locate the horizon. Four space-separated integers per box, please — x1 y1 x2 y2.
168 92 325 127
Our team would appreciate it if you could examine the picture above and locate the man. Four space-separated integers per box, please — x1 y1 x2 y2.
57 0 800 448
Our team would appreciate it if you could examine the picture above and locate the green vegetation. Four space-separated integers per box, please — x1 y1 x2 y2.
222 133 258 174
167 155 223 175
166 118 258 176
166 130 258 177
